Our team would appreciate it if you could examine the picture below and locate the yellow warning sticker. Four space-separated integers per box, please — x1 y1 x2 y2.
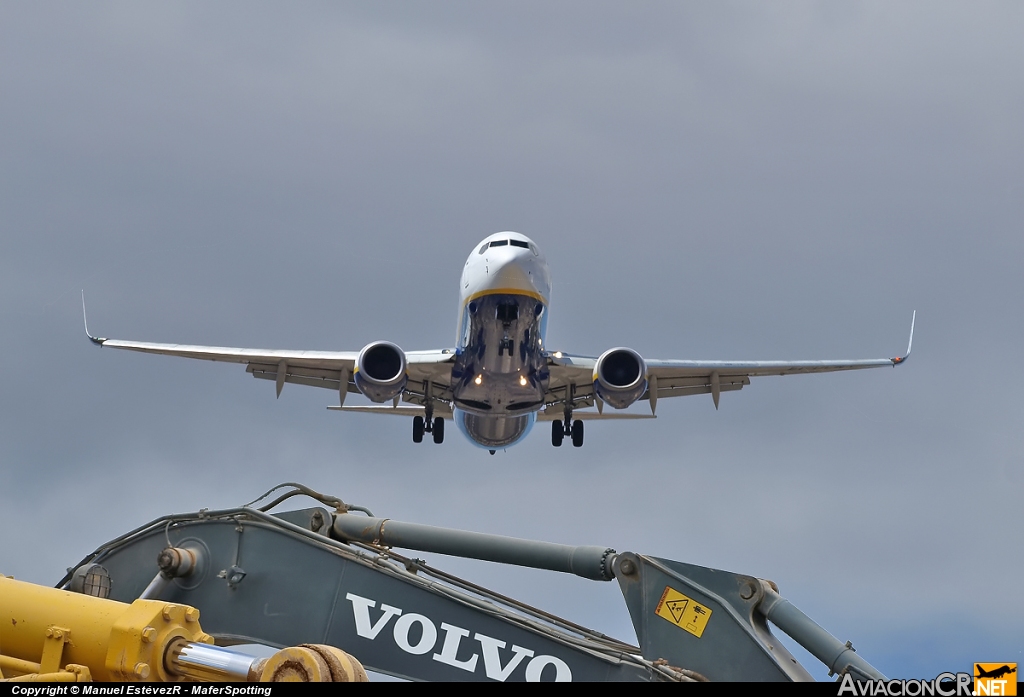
655 586 711 638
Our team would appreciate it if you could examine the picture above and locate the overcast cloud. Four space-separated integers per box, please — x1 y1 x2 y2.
1 2 1021 681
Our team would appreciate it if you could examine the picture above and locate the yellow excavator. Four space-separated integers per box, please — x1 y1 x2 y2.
0 574 365 682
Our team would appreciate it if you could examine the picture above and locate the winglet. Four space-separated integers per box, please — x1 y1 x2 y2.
891 310 915 365
82 291 106 346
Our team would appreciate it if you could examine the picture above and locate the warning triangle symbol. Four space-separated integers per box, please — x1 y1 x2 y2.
665 598 689 624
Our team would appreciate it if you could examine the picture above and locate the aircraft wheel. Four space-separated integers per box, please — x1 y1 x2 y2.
551 420 563 447
412 416 424 443
571 419 584 447
432 417 445 444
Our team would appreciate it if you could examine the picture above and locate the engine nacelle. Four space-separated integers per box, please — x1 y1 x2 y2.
593 347 647 409
354 341 408 403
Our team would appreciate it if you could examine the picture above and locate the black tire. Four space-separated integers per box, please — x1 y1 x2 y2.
571 419 584 447
551 420 564 447
433 417 445 444
412 416 424 443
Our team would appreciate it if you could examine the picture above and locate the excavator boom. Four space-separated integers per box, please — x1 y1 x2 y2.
35 483 883 683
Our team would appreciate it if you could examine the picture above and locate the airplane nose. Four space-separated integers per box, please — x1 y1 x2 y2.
488 256 538 294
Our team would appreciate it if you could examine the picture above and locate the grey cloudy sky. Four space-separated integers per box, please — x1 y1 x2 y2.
1 2 1021 681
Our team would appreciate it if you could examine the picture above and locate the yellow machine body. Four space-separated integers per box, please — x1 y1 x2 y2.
0 575 212 681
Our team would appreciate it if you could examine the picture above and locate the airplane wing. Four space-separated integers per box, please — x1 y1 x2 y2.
89 335 455 402
328 404 455 418
544 312 915 412
326 405 654 422
535 407 654 421
84 297 455 404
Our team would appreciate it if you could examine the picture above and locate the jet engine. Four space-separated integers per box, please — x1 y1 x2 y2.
354 341 408 403
593 347 647 409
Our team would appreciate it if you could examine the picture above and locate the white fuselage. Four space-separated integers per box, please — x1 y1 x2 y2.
451 232 553 449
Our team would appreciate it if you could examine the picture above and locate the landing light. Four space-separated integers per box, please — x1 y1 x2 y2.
553 351 563 358
474 375 483 385
519 375 528 386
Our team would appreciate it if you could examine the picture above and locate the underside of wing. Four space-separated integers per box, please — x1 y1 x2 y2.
543 360 751 409
645 357 900 378
94 338 363 396
543 355 900 412
328 404 455 418
97 339 358 368
536 407 654 421
542 311 914 411
400 352 457 407
247 349 455 400
91 332 456 403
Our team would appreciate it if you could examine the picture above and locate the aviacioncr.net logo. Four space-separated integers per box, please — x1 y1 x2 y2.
974 663 1017 696
838 672 973 696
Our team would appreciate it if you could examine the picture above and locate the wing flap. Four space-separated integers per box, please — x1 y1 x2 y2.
328 404 455 418
647 381 747 399
249 365 352 393
248 363 348 382
650 375 750 391
537 409 654 421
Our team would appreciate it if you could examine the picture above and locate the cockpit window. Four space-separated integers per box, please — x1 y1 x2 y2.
478 243 489 254
489 240 508 247
509 239 529 248
528 242 539 255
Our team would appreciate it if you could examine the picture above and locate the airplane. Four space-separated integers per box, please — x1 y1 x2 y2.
84 231 915 453
975 665 1016 680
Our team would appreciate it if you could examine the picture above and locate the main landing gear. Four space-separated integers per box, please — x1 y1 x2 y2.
412 415 444 444
551 416 584 447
